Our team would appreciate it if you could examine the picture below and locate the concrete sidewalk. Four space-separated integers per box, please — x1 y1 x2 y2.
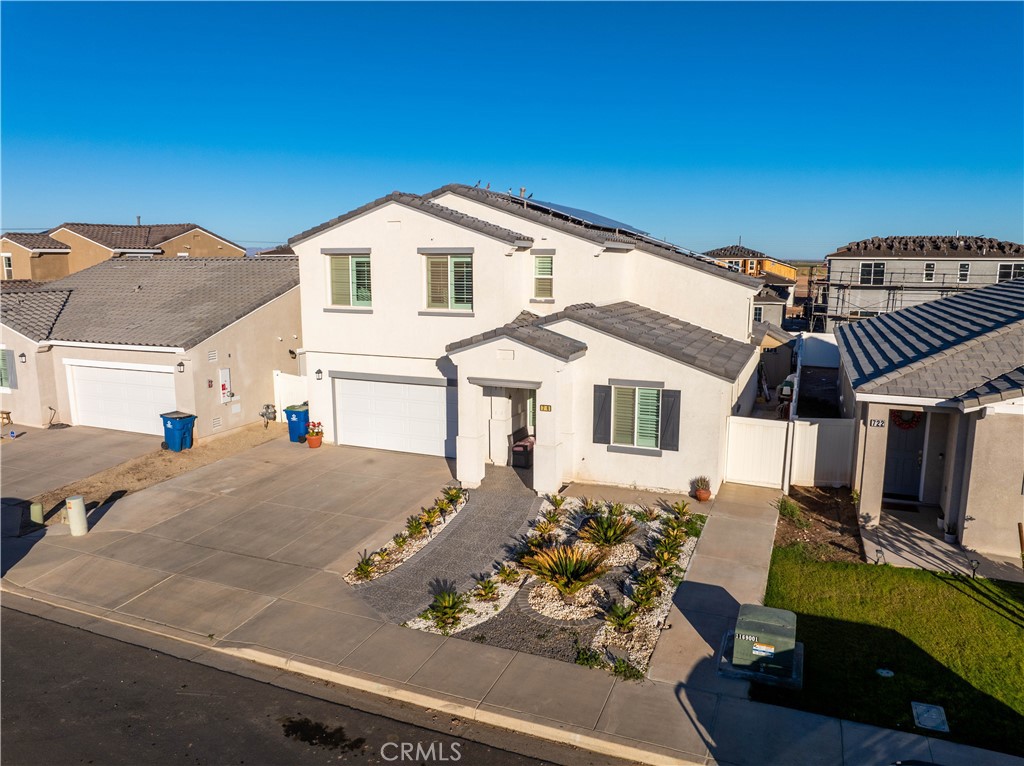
2 465 1020 765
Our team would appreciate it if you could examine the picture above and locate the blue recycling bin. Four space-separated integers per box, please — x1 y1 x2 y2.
284 404 309 443
160 411 197 452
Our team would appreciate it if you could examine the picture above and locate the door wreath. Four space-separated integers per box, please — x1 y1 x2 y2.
891 410 922 430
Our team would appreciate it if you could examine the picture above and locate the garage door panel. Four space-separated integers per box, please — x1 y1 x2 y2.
71 365 176 436
336 378 455 457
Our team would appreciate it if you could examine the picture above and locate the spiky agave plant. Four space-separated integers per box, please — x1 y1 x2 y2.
442 486 465 505
578 512 637 548
669 499 691 518
393 532 409 549
548 494 567 511
422 590 471 635
406 515 426 538
541 507 562 525
434 497 454 522
420 505 442 528
604 602 637 633
533 519 559 539
473 577 499 601
352 550 375 581
495 563 522 585
521 545 607 597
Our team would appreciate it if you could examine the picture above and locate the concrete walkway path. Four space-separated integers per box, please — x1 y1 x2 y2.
356 466 542 623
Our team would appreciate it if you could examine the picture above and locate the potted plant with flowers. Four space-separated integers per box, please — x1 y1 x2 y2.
306 420 324 449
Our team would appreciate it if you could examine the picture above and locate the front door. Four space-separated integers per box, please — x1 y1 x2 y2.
883 410 927 498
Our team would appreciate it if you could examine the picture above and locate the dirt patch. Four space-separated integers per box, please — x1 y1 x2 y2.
33 422 289 521
774 485 865 563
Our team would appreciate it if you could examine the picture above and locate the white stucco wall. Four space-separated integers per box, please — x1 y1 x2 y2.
0 329 53 428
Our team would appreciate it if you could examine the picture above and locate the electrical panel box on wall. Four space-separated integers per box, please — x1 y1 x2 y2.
219 368 232 404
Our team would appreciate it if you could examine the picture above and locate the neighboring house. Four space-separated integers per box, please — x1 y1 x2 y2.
289 184 762 495
1 222 245 284
751 321 795 390
835 279 1024 558
1 258 301 438
256 244 295 256
753 286 788 327
813 235 1024 331
705 244 797 281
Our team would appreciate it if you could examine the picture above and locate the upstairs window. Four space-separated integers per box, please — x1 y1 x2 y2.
923 262 935 282
958 262 970 283
859 262 885 286
753 306 763 322
997 263 1024 282
2 254 12 280
534 255 553 299
330 255 372 307
612 386 660 449
426 255 472 311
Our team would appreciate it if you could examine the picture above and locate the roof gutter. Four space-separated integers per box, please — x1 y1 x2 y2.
854 392 954 407
46 340 185 353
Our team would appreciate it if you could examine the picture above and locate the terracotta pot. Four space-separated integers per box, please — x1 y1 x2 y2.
306 435 323 449
695 488 711 503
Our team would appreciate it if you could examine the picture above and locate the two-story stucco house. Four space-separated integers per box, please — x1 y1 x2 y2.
1 222 245 283
290 184 763 496
814 235 1024 330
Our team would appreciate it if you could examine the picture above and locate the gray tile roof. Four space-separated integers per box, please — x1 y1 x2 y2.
1 289 72 341
1 232 72 251
288 192 533 247
705 244 769 261
957 367 1024 406
257 244 295 256
546 302 755 381
445 309 588 362
754 287 787 304
828 235 1023 260
835 278 1024 403
51 223 243 252
751 321 793 346
36 258 300 349
425 184 763 289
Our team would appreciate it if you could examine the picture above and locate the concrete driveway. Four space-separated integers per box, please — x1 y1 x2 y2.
1 438 454 640
1 425 160 504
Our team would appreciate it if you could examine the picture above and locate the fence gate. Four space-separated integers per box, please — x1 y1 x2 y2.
725 417 790 488
789 418 855 486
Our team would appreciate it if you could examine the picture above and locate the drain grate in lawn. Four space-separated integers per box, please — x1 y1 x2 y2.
752 544 1024 756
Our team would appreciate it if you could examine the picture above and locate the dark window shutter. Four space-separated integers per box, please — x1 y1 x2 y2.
660 389 680 451
593 385 611 444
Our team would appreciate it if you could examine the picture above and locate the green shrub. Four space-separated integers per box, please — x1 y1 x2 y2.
604 602 636 633
352 550 375 581
422 590 471 635
533 519 559 538
631 570 664 610
606 502 627 517
651 547 680 573
521 545 607 596
473 577 499 601
548 494 567 511
495 563 521 585
434 498 454 521
406 515 426 538
580 496 601 513
681 513 707 538
654 535 683 558
611 658 644 681
775 497 810 529
578 513 637 548
442 486 465 505
541 508 562 525
420 505 442 527
669 499 690 517
392 532 409 549
574 643 605 669
632 505 656 523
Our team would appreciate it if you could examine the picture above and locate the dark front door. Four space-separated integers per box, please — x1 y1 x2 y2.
883 410 927 498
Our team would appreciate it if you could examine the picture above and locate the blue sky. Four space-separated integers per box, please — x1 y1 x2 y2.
2 2 1021 259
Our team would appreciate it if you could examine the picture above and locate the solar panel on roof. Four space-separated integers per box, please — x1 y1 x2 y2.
500 194 651 237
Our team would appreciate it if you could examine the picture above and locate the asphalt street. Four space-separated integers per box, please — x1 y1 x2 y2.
0 608 620 766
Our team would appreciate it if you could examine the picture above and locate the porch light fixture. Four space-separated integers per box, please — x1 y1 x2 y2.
969 559 980 579
176 361 186 373
288 349 297 359
315 369 323 381
17 353 26 364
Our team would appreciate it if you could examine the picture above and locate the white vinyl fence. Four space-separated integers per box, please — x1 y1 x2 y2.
725 415 854 490
273 370 308 418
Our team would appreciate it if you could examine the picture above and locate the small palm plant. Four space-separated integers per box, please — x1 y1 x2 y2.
654 535 683 558
580 496 601 514
632 505 656 524
548 494 567 512
660 514 689 541
669 500 690 517
605 602 636 633
606 502 627 518
422 589 471 635
630 570 663 611
651 546 679 573
434 498 454 522
496 563 521 585
392 532 409 550
473 577 499 601
579 513 637 548
406 515 426 538
442 486 465 505
541 507 562 525
533 519 559 539
352 550 375 581
420 505 442 529
521 545 607 597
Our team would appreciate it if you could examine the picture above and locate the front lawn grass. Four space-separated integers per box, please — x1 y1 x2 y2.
752 544 1024 756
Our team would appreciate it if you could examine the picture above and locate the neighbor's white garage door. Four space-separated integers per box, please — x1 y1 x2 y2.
335 379 455 457
70 365 176 435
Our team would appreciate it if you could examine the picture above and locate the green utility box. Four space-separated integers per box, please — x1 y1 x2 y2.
731 604 797 678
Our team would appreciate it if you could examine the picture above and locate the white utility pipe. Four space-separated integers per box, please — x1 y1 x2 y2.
66 495 88 536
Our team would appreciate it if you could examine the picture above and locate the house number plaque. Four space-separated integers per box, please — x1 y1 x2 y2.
539 405 552 412
869 419 885 427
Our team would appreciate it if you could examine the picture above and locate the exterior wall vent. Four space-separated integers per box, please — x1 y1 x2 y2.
207 350 218 363
212 416 222 429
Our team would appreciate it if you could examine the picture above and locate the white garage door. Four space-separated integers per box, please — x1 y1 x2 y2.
71 365 177 435
335 378 456 457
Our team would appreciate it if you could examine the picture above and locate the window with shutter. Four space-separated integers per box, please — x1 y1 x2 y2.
612 387 636 445
534 255 553 298
352 257 372 306
330 256 352 306
0 350 10 389
425 255 472 310
636 388 660 448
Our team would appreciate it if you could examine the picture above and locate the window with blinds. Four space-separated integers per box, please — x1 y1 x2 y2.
0 350 10 389
534 255 553 298
612 386 660 448
426 255 473 310
330 255 372 307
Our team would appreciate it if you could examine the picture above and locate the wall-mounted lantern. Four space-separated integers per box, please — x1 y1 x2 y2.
18 353 27 364
315 369 323 381
176 361 186 373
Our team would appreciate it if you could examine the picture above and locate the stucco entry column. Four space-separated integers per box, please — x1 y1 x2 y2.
455 379 486 489
857 401 890 528
532 373 564 496
486 388 512 466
